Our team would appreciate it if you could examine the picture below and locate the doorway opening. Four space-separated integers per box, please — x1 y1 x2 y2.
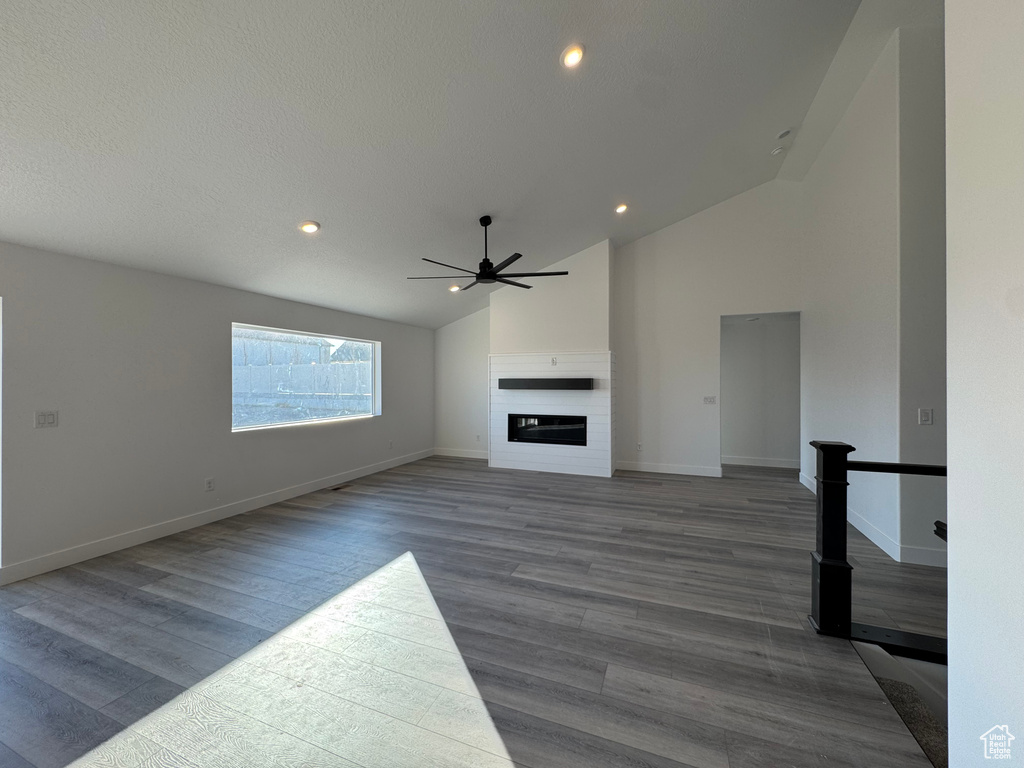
720 312 800 472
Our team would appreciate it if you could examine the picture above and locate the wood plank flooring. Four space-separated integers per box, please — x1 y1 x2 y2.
0 458 946 767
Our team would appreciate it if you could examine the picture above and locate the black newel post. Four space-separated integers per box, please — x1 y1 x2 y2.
809 441 855 638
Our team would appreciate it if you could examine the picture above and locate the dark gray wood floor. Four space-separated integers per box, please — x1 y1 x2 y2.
0 458 945 768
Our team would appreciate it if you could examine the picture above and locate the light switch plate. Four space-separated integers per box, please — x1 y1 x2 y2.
918 408 934 426
35 410 59 428
703 396 717 405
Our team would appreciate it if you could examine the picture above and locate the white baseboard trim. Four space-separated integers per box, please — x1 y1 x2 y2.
433 448 488 460
0 448 434 586
722 456 801 469
616 461 723 478
899 544 947 568
794 474 943 567
847 507 901 562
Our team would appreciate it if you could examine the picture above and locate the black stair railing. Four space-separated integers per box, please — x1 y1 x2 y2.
809 440 947 665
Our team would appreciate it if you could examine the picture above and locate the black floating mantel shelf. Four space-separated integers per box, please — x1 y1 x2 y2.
498 378 594 390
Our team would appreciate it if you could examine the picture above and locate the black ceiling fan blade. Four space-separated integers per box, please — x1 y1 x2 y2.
459 280 481 290
492 252 523 273
494 271 569 278
421 257 478 275
496 277 532 289
407 275 467 279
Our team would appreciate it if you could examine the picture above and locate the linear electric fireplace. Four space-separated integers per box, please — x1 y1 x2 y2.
508 414 587 446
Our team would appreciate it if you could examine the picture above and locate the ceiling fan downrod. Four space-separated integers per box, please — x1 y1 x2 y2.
479 215 492 272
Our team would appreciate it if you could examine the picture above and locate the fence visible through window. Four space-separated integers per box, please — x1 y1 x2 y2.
231 323 378 430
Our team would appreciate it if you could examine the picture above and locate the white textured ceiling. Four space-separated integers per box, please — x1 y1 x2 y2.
0 0 859 329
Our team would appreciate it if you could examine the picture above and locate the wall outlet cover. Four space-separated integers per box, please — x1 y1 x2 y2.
704 396 717 405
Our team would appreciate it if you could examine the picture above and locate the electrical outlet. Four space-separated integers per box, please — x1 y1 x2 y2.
551 357 557 366
918 408 934 426
388 440 393 449
476 434 481 442
703 396 717 405
637 442 642 452
204 477 215 492
35 410 59 428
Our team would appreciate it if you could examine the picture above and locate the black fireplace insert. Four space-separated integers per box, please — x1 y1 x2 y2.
507 414 587 446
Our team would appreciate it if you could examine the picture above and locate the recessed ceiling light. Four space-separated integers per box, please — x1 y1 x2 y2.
747 317 760 322
561 44 584 68
770 146 786 156
777 129 792 140
299 221 320 234
615 204 628 214
449 284 461 293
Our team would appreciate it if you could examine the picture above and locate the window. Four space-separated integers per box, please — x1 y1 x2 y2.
231 323 380 431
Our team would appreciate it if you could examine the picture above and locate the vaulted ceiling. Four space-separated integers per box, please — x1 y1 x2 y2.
0 0 860 328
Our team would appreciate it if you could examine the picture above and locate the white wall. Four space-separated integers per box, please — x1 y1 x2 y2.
613 180 805 478
0 298 3 562
896 24 948 564
799 24 947 566
720 313 800 468
946 0 1024 759
488 352 614 478
490 240 610 354
613 25 946 563
798 31 902 556
433 12 946 564
0 242 435 583
432 239 614 459
434 308 489 458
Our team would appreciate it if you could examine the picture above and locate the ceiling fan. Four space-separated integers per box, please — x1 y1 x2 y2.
407 216 568 290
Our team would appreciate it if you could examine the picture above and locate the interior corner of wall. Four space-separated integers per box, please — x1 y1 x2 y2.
847 505 902 562
899 542 947 568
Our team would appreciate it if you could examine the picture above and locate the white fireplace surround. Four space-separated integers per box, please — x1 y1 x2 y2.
489 352 614 477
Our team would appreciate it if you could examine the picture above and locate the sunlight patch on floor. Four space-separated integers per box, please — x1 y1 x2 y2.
69 552 514 767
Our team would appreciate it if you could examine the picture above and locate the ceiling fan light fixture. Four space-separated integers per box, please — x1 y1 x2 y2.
407 214 569 291
562 44 584 68
299 221 320 234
